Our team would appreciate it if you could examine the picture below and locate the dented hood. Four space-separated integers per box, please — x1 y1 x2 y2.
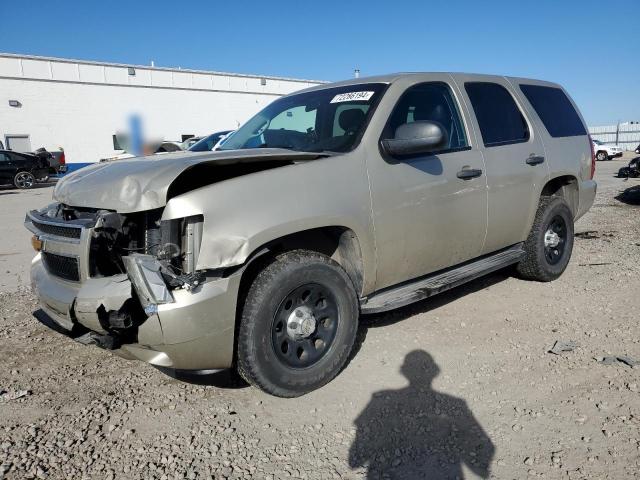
53 149 325 212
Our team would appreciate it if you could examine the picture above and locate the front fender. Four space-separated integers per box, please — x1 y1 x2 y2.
161 155 377 293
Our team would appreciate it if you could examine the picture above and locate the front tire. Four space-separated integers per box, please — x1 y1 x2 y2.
237 250 359 397
13 171 35 189
517 196 574 282
595 151 607 161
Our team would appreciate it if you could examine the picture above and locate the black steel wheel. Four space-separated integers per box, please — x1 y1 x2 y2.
517 196 574 282
271 283 339 369
543 215 568 265
237 250 359 397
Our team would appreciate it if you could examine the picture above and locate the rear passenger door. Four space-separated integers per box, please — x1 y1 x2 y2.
455 77 548 254
515 81 591 187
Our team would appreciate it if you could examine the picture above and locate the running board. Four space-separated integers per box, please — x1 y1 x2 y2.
361 244 525 314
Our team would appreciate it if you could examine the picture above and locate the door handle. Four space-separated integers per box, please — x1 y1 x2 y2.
456 167 483 180
526 154 545 165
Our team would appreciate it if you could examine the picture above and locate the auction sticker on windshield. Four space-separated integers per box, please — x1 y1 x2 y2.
330 91 375 103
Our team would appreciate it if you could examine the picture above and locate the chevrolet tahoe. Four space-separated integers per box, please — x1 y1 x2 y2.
26 73 597 397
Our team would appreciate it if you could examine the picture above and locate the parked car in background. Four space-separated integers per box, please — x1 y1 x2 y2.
100 141 184 162
33 148 67 178
161 141 184 152
188 130 234 152
27 73 596 397
635 144 640 154
0 150 50 188
592 139 623 161
181 136 203 150
50 150 67 174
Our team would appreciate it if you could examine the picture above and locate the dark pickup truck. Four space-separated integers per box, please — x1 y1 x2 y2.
33 148 67 177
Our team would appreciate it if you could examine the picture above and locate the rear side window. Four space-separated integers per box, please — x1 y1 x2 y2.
520 84 586 138
465 82 529 147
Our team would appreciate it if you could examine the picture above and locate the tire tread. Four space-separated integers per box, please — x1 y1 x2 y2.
517 196 573 282
237 249 358 397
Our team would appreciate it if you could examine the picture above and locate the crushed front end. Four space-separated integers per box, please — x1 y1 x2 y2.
25 203 240 371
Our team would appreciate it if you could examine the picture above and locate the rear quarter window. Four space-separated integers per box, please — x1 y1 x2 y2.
519 84 586 138
465 82 529 147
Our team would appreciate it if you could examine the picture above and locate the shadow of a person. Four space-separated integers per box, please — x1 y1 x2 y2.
349 350 494 479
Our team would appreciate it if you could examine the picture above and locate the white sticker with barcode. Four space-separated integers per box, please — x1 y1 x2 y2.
330 91 375 103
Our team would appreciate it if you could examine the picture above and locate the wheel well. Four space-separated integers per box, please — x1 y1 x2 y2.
239 226 364 296
541 175 578 215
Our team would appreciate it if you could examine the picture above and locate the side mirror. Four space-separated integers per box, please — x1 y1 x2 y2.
381 121 448 156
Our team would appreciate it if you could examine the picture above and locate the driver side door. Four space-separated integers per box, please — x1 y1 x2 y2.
366 81 488 290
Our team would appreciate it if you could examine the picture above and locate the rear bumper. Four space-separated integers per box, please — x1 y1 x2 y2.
576 179 597 221
31 254 241 370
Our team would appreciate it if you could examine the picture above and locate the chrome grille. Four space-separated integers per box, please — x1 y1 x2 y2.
42 252 80 282
30 220 82 239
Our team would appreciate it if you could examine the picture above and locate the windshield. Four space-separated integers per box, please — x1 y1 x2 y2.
592 139 602 145
219 83 387 153
189 131 232 152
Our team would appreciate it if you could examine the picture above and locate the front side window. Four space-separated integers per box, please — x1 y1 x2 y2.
219 83 387 153
465 82 529 147
520 84 586 138
383 82 468 151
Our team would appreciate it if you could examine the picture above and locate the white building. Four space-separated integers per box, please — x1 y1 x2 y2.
0 53 324 170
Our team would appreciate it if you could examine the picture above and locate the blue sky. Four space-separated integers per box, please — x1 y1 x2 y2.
1 0 637 125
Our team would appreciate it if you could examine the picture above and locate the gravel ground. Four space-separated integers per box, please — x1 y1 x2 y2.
1 157 639 479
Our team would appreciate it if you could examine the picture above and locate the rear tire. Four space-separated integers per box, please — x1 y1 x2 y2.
13 171 35 189
237 250 359 397
517 196 574 282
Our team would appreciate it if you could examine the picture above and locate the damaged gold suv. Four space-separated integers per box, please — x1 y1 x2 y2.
26 73 596 396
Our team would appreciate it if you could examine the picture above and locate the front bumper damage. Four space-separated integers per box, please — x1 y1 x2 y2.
31 254 241 370
27 208 242 371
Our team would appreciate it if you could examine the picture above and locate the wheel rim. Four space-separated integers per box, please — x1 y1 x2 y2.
543 215 567 265
597 152 606 161
15 172 33 188
271 283 339 369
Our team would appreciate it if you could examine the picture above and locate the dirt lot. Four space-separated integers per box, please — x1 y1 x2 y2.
1 157 639 479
